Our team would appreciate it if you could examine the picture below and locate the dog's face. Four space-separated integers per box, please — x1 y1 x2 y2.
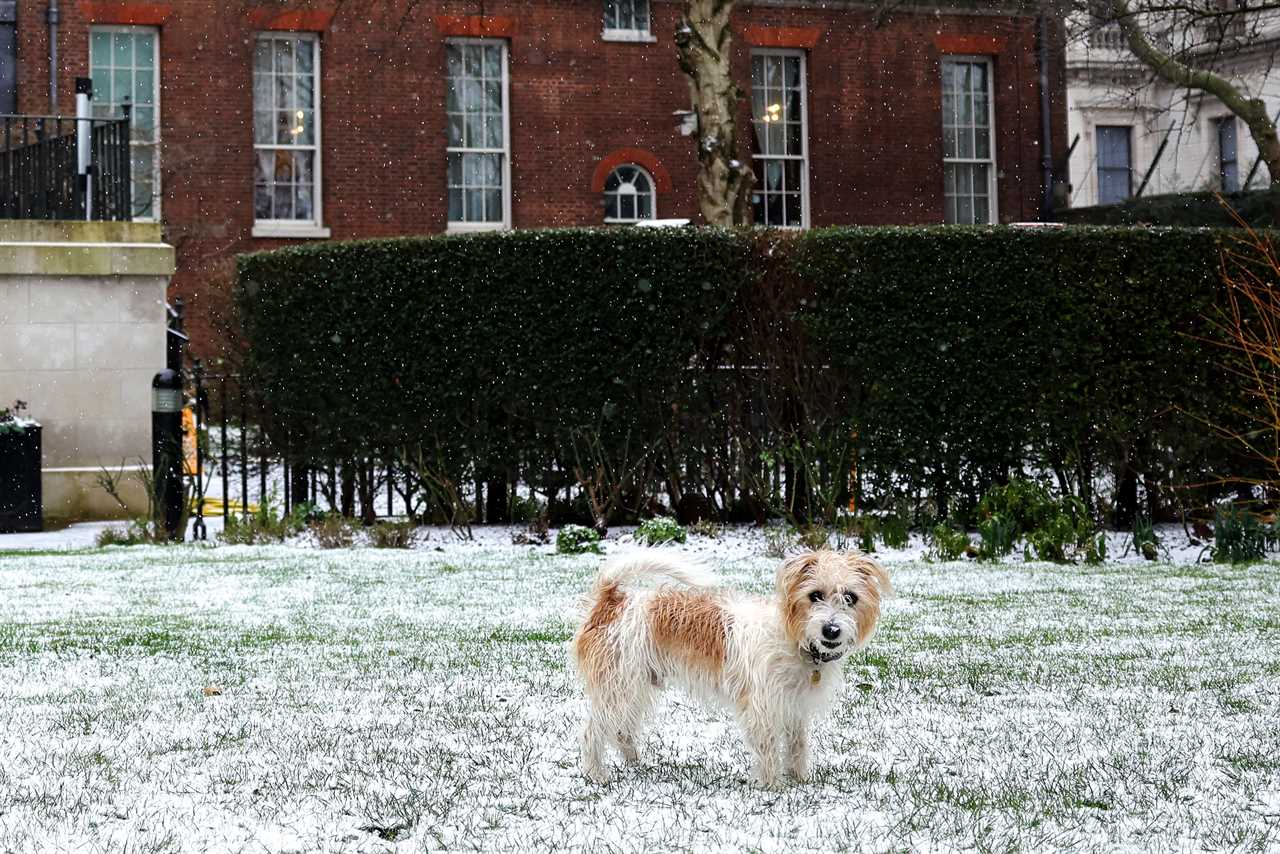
777 550 890 665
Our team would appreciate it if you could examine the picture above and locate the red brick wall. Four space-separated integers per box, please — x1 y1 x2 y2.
16 0 1068 357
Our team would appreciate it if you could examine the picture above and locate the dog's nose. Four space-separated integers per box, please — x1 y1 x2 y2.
821 622 841 641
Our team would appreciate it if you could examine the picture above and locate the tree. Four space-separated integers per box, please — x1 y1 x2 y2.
1099 0 1280 186
675 0 755 226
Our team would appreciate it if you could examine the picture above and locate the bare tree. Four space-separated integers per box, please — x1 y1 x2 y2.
674 0 755 226
1096 0 1280 186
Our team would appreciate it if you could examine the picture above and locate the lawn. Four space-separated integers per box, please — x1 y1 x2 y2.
0 540 1277 852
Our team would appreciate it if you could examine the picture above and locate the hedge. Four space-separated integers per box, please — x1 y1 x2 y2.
236 225 1271 525
236 228 753 522
1058 187 1280 228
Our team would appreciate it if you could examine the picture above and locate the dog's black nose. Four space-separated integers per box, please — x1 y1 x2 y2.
821 622 841 641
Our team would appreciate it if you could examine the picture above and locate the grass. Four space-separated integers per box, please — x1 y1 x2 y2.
0 545 1277 852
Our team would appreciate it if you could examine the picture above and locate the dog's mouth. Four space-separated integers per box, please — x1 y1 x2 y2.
807 643 845 664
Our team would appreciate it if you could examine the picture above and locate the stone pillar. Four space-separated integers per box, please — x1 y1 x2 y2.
0 220 176 522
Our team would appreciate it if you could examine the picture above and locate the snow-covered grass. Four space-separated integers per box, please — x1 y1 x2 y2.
0 540 1277 853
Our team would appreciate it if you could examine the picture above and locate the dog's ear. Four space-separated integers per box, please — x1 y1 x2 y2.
847 553 891 599
776 551 821 645
776 551 820 597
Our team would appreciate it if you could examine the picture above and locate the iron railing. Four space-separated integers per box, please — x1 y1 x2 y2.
0 111 132 221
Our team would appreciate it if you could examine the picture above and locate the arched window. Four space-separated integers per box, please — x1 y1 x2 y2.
603 165 656 223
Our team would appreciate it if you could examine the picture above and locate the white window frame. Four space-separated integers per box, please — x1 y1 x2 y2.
1216 115 1240 193
603 164 658 223
941 55 998 225
750 48 810 229
251 32 329 239
445 38 511 233
1095 124 1133 205
89 25 160 222
602 0 655 42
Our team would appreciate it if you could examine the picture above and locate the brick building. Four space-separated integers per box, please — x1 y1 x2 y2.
6 0 1067 356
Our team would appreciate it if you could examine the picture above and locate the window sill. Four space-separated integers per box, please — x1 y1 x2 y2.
602 29 657 43
252 224 332 239
446 222 507 234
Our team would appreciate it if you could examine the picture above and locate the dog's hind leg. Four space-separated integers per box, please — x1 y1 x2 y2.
612 664 658 764
581 712 614 783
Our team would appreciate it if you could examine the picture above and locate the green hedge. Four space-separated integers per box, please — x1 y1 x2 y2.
794 226 1257 516
236 228 752 519
236 225 1269 524
1058 188 1280 228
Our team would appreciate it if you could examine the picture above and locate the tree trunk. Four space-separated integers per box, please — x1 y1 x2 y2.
676 0 755 226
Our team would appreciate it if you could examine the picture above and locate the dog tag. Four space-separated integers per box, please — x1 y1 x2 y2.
810 670 821 686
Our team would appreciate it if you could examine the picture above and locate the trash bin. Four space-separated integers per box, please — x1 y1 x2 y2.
0 422 42 533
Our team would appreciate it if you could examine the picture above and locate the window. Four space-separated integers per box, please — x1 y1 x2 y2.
252 33 326 237
446 40 509 230
1096 125 1132 205
604 165 656 222
89 26 159 219
750 50 808 228
604 0 651 40
942 58 996 224
1217 117 1239 192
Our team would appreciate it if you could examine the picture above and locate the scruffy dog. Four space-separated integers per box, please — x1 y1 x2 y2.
570 549 890 786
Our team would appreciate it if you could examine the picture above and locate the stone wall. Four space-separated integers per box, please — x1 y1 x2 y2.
0 220 175 522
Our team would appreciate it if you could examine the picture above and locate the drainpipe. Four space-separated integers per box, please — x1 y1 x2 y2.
48 0 60 113
1038 11 1054 220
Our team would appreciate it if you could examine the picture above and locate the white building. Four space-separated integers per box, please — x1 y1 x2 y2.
1066 6 1280 207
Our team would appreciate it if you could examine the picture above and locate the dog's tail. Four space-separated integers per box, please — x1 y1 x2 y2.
590 552 718 596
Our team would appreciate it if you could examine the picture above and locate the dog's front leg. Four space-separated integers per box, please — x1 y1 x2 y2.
786 722 810 781
739 712 782 787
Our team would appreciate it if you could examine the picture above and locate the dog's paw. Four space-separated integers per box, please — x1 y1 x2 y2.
750 768 781 789
584 764 613 785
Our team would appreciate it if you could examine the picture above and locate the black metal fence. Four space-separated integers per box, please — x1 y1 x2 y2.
190 369 413 539
0 112 132 221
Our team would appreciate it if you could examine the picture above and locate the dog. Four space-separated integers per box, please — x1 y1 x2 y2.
570 549 890 786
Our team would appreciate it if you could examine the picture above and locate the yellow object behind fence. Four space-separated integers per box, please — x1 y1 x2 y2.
196 497 258 518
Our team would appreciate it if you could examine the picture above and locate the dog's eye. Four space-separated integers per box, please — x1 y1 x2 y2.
844 592 858 606
808 590 823 603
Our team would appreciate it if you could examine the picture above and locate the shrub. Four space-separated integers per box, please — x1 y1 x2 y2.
976 513 1017 561
237 226 1264 523
878 511 911 550
799 227 1254 519
95 521 157 547
796 524 830 551
509 493 546 524
1057 187 1280 228
1022 499 1095 563
927 524 972 562
556 524 603 555
763 525 791 558
370 519 418 549
221 497 307 545
690 518 722 538
833 514 875 552
1132 514 1160 561
310 513 356 549
971 478 1099 563
635 516 687 546
1211 504 1269 564
512 514 551 546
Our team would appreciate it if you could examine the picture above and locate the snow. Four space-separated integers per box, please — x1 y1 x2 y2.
0 534 1276 851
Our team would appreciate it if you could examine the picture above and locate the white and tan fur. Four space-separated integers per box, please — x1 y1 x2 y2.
570 549 890 786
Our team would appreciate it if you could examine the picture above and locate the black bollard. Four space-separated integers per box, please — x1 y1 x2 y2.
151 369 185 541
